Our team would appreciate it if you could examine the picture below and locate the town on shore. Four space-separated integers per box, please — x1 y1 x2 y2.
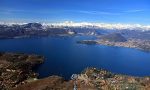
77 33 150 52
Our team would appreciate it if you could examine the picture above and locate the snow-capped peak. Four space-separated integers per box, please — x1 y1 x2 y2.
46 21 150 31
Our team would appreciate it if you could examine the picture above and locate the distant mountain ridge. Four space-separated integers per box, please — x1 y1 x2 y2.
0 22 150 40
0 23 71 39
100 33 127 42
1 21 150 31
22 23 43 29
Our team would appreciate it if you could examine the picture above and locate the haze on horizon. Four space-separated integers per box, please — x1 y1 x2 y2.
0 0 150 25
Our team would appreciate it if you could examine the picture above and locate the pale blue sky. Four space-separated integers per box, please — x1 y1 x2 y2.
0 0 150 24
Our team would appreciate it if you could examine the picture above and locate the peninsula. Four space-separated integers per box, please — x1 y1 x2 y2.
77 33 150 52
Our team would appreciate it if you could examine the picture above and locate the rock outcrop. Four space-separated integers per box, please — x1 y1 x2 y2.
11 68 150 90
1 52 150 90
0 52 44 90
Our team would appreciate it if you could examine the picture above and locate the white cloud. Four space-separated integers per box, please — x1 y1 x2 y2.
66 10 121 15
123 9 145 13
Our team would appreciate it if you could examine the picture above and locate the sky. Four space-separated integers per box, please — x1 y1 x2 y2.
0 0 150 24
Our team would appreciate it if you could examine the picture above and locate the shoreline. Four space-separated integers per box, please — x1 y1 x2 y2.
12 67 150 90
0 53 150 90
0 52 150 89
77 39 150 52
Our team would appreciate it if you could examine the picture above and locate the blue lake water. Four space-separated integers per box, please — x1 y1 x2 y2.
0 35 150 79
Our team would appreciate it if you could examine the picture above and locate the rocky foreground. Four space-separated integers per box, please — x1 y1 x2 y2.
1 52 150 90
0 52 44 90
12 68 150 90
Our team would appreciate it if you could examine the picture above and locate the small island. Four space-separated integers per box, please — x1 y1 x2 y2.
77 40 98 45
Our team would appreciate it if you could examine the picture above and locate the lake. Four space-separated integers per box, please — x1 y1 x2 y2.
0 35 150 79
